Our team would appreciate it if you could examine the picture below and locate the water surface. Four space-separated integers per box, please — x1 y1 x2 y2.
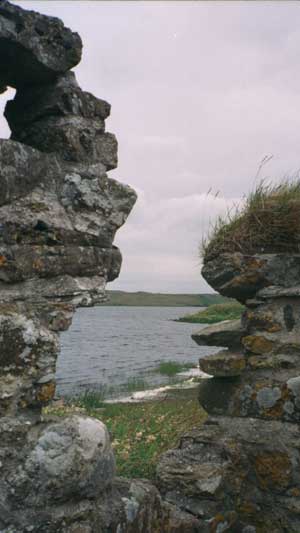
56 306 216 397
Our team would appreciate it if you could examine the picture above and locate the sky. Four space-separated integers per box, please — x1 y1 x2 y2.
1 1 300 293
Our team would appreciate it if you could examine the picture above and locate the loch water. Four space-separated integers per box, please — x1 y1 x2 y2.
56 306 217 398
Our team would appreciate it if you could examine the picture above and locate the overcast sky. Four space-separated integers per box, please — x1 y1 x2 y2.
1 1 300 293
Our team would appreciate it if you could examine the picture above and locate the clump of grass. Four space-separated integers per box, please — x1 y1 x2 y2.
71 388 107 410
177 302 244 324
69 378 149 408
45 387 206 479
154 360 196 377
120 377 149 393
202 179 300 262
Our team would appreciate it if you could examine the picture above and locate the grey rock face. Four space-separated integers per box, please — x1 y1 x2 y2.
0 0 82 88
192 319 244 349
23 415 116 503
0 2 174 532
158 244 300 529
0 139 58 206
202 252 300 303
5 71 110 131
158 416 300 533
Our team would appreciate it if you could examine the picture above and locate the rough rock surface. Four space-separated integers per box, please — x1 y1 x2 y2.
192 319 244 350
158 257 300 528
0 0 82 88
0 2 196 531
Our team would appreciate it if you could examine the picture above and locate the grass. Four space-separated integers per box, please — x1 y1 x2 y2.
121 377 149 393
71 378 150 406
153 360 196 377
202 179 300 262
177 302 244 324
102 290 228 307
45 387 207 479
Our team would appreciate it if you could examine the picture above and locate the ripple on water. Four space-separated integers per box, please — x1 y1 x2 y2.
56 306 218 398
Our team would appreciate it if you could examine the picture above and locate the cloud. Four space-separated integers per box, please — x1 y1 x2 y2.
112 190 240 292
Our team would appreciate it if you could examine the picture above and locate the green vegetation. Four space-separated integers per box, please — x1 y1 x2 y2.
102 290 228 307
45 387 206 479
177 302 244 324
202 180 300 262
121 377 149 393
72 378 150 406
154 360 196 377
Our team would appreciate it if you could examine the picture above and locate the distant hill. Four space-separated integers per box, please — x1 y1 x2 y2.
101 290 229 307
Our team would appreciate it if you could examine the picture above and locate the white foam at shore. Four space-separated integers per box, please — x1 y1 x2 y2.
105 367 211 404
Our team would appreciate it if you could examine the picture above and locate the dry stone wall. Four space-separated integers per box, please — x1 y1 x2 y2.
0 2 185 531
157 250 300 532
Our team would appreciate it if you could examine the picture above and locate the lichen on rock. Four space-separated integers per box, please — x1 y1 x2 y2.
156 183 300 532
0 2 178 531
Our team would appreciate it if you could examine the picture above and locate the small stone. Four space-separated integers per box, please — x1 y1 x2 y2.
199 350 246 377
192 319 243 350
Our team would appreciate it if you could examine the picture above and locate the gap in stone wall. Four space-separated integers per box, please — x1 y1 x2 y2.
0 88 15 138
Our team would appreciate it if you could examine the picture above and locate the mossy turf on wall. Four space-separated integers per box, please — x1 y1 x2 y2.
202 180 300 262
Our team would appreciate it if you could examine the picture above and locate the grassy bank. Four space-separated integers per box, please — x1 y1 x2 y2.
176 302 244 324
202 180 300 262
103 290 228 307
154 360 195 377
45 387 206 479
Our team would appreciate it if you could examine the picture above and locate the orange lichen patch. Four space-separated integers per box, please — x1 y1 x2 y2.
263 385 293 419
200 352 246 377
266 324 282 333
290 487 300 497
281 385 291 401
238 501 257 517
247 355 273 370
36 382 55 403
244 309 282 333
210 511 237 533
263 402 284 419
0 254 7 266
229 273 263 291
254 382 269 391
242 335 274 354
33 258 44 271
255 452 292 490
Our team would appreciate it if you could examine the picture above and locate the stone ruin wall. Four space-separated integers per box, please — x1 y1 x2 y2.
157 253 300 532
1 2 300 532
0 2 175 532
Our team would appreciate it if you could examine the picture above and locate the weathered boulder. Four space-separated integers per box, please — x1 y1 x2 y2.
0 1 145 531
202 252 300 303
199 349 246 377
0 0 82 88
13 118 118 165
157 416 300 533
0 307 59 416
5 71 110 131
20 415 115 504
192 319 243 349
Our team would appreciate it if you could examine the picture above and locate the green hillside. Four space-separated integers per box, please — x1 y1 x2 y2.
101 290 228 307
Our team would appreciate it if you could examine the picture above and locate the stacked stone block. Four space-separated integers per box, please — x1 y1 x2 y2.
157 252 300 532
0 2 181 531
